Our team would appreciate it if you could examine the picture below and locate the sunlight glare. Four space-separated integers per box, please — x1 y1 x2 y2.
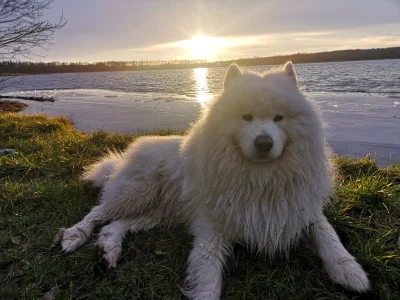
178 35 226 60
194 68 211 106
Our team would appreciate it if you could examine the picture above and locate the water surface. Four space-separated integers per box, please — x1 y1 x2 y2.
4 59 400 105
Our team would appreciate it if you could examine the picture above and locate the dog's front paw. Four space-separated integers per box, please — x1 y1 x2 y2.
325 257 370 293
56 226 90 253
97 238 122 268
96 228 123 268
101 245 122 268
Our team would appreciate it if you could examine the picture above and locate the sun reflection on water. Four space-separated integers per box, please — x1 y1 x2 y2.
194 68 211 106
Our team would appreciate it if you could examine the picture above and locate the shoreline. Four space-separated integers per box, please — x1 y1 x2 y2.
9 91 400 166
2 58 400 76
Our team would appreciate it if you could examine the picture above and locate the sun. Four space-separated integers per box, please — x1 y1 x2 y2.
178 35 226 60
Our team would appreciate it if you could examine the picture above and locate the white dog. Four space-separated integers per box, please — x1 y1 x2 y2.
55 62 370 299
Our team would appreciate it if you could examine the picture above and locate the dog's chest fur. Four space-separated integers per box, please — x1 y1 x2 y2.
212 187 317 254
182 142 330 255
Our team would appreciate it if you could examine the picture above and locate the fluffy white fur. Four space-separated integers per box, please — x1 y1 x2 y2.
54 62 370 299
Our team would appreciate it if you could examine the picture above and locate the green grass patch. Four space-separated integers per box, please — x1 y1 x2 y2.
0 100 28 113
1 113 399 299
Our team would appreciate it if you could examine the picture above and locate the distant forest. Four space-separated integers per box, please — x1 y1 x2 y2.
1 47 399 75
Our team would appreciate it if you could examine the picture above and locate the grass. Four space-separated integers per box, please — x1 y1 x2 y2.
0 113 399 299
0 100 28 113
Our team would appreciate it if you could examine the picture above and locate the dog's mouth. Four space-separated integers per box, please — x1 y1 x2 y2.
256 153 271 160
252 153 276 162
252 145 287 162
239 151 278 163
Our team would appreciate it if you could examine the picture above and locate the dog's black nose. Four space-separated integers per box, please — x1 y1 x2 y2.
254 135 273 152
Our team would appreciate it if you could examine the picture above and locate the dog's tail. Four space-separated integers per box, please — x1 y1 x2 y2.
81 150 122 187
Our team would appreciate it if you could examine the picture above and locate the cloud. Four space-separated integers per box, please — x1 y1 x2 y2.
40 0 400 62
70 29 399 62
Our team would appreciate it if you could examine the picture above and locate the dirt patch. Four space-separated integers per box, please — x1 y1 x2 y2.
0 100 28 113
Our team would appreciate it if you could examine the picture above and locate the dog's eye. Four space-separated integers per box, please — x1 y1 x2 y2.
274 115 283 122
242 114 253 121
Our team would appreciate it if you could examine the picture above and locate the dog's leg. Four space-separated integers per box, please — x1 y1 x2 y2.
97 219 128 268
310 215 370 292
185 220 232 300
97 216 160 268
54 204 110 253
56 169 162 253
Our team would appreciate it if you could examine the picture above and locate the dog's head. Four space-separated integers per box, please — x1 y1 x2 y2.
204 62 323 163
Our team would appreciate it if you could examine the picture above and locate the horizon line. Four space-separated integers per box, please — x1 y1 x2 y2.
7 46 400 64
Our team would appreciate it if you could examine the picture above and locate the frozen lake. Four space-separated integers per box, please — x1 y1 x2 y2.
4 59 400 165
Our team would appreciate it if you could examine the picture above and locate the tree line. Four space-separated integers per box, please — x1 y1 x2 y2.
0 59 207 74
1 47 399 75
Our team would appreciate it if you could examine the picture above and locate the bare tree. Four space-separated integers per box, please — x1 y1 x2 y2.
0 0 66 91
0 0 66 60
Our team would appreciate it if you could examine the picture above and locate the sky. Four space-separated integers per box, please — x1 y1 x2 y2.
41 0 400 62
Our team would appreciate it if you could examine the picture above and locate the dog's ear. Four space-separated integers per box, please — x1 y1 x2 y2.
224 64 242 91
283 61 297 84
